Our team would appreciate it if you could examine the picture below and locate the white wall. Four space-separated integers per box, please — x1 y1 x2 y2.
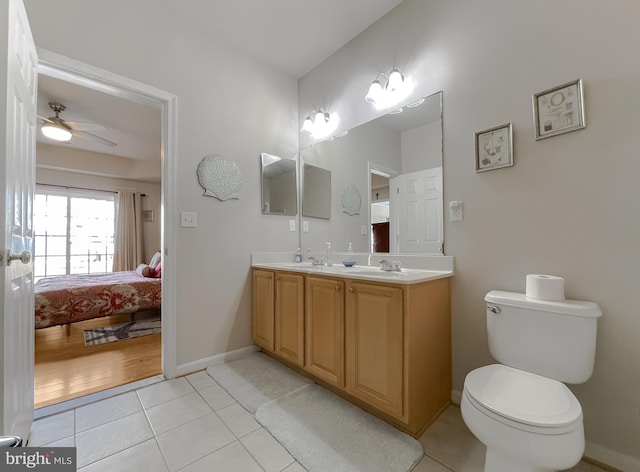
24 0 299 367
299 0 640 469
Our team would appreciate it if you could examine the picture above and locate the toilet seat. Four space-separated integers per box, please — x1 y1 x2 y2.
463 364 582 435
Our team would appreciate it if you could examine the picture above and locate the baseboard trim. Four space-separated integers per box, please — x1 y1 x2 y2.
585 441 638 472
451 389 462 406
174 345 260 377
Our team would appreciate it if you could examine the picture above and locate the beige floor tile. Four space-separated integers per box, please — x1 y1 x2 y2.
29 410 75 446
240 427 295 472
178 441 263 472
78 438 169 472
136 378 194 409
418 406 485 472
76 411 153 468
412 454 454 472
75 391 141 432
216 402 261 438
156 413 235 471
144 391 212 435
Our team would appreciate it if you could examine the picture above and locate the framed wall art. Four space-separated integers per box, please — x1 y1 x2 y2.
533 79 585 140
475 123 513 172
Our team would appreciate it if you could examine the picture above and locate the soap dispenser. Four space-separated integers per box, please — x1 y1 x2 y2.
294 248 302 263
325 242 333 267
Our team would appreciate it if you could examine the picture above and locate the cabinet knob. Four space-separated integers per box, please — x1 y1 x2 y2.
348 287 354 293
335 285 340 291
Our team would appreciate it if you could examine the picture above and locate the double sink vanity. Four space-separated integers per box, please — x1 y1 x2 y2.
251 254 453 437
254 90 452 436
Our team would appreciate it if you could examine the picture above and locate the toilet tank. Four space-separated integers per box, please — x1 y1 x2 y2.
485 290 602 384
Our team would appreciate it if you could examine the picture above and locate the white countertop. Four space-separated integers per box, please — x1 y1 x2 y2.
251 261 453 284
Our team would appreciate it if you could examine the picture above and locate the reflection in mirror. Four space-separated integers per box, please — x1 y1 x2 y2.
302 163 331 219
261 153 297 215
299 91 443 255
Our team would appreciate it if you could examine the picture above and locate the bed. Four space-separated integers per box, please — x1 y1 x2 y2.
34 270 162 329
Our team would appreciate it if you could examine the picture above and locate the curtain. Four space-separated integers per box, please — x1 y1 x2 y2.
113 191 144 271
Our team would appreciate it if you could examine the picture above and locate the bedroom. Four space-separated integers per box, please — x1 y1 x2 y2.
33 72 164 408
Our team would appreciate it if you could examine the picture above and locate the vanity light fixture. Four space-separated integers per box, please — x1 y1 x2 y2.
41 122 72 142
365 67 412 109
300 108 338 139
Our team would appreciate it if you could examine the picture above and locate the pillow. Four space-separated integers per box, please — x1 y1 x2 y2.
136 263 153 277
152 261 162 278
149 251 162 269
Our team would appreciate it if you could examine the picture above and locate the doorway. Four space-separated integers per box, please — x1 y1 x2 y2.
33 50 177 409
368 162 398 253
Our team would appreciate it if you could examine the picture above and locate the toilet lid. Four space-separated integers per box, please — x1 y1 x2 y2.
464 364 582 429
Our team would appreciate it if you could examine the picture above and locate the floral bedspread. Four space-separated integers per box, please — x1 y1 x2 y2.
35 271 162 329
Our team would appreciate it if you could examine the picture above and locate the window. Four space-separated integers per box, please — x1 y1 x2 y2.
34 186 115 281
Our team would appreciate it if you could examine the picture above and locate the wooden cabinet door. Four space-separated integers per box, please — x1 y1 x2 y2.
346 281 404 417
252 269 275 351
275 273 305 366
305 276 345 387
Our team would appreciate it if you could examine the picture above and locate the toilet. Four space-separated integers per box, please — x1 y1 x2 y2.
461 290 602 472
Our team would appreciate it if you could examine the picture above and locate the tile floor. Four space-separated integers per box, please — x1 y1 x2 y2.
29 369 608 472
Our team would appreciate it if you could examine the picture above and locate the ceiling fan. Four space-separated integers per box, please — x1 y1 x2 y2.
38 102 117 147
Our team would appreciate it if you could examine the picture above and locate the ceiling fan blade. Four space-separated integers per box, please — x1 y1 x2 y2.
37 114 54 124
65 121 108 132
72 130 117 147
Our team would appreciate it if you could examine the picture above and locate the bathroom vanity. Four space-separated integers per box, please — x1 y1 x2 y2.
251 261 452 437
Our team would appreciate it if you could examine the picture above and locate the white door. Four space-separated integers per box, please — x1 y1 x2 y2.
0 0 38 441
390 167 443 254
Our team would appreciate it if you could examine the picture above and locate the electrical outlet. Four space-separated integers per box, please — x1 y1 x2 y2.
289 219 296 232
360 225 368 235
303 220 309 232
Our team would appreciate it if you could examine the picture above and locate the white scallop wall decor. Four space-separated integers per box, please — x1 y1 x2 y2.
197 154 242 201
341 184 361 216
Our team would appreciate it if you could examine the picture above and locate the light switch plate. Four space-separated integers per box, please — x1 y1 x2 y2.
181 211 198 227
303 220 309 233
449 201 463 222
289 219 296 232
360 225 368 235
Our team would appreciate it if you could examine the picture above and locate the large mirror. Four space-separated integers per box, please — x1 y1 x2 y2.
302 163 331 219
261 152 297 215
299 91 443 254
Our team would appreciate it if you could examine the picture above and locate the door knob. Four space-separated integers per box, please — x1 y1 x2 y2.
7 250 31 265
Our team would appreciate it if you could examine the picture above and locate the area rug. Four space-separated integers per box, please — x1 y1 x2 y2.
206 352 312 413
83 317 161 346
255 384 424 472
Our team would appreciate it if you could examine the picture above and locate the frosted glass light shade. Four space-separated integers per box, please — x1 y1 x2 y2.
365 79 383 103
41 124 72 141
300 115 314 134
387 68 404 91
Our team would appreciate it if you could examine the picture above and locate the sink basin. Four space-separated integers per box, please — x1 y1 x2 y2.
252 262 452 284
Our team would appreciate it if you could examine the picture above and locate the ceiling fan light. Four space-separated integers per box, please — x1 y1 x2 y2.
41 124 72 142
387 67 404 92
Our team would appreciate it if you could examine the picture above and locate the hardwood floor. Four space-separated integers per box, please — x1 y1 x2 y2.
34 312 162 409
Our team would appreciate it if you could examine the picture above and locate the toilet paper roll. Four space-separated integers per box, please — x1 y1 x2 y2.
526 274 565 301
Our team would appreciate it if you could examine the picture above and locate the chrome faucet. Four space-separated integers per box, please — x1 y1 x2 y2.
379 259 401 271
308 256 325 266
379 259 393 271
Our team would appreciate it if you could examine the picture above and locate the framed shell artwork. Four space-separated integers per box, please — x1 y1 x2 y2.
197 154 242 201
